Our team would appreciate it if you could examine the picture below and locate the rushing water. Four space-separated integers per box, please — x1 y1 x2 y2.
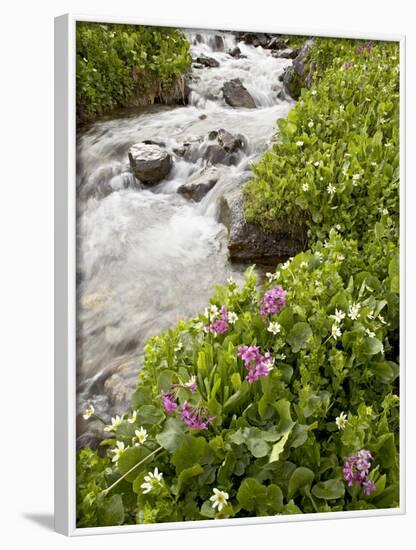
76 30 293 443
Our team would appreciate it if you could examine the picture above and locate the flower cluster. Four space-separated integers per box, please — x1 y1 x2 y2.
342 450 376 495
259 286 287 317
205 304 237 334
342 60 354 70
181 401 214 430
161 390 179 413
356 41 374 55
238 346 274 383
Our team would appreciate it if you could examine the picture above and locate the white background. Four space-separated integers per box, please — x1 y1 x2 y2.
0 0 414 547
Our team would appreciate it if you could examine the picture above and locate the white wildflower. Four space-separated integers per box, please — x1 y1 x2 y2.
112 441 127 463
331 309 346 324
174 342 183 352
104 415 123 432
382 208 389 215
327 184 336 195
296 140 304 147
308 120 314 128
378 314 387 324
210 488 229 512
335 411 348 430
352 174 361 181
133 426 148 446
266 272 279 282
228 311 238 324
311 90 317 96
365 328 376 338
331 324 342 340
302 183 309 191
300 261 308 268
141 467 163 494
267 322 281 335
83 404 95 420
348 303 361 320
127 410 137 424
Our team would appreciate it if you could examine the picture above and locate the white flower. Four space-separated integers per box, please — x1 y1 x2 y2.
316 251 324 261
335 224 341 231
276 353 286 360
92 67 98 73
83 404 95 420
371 162 377 167
348 303 361 320
174 342 183 352
378 314 387 324
327 184 336 195
323 240 329 248
314 161 320 167
302 183 309 191
128 410 137 424
104 415 123 432
209 488 229 512
267 322 281 335
134 426 148 446
296 140 304 147
335 411 348 430
228 311 238 324
264 357 275 372
367 309 375 320
331 324 342 340
344 152 351 157
352 173 361 181
112 441 127 463
308 120 314 128
382 208 389 215
365 328 376 338
266 271 279 282
83 57 88 63
340 105 345 112
384 142 392 147
300 261 308 268
141 467 163 494
204 305 219 319
281 259 291 270
331 309 346 324
311 90 317 96
227 276 235 285
337 254 345 261
185 375 197 389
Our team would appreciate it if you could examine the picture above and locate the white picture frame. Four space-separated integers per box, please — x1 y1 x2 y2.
54 13 406 536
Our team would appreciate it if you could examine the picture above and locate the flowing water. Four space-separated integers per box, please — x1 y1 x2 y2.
76 30 293 442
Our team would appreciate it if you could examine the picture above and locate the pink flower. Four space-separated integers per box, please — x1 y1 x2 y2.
260 286 287 317
206 305 229 334
343 450 374 491
363 479 376 496
161 391 178 413
181 401 214 430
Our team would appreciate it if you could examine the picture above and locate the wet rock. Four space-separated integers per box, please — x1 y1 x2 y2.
272 48 300 59
128 143 172 184
222 78 256 109
218 190 306 262
177 166 219 202
195 55 220 68
237 32 271 48
228 46 246 59
283 39 315 99
103 359 141 415
203 128 246 165
212 35 225 51
267 37 288 50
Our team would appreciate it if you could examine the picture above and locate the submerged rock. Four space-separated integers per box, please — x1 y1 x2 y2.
228 46 246 59
174 129 246 166
272 48 299 59
128 143 172 184
195 55 220 68
267 37 288 50
222 78 256 109
218 190 306 262
177 166 219 202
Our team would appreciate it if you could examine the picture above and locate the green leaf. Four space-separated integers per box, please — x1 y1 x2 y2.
287 322 313 353
269 430 292 463
361 337 383 355
172 435 212 473
136 404 164 426
288 467 314 499
156 417 186 452
117 446 151 482
371 361 399 383
311 479 345 500
237 478 267 512
97 494 125 526
388 254 399 293
175 464 204 495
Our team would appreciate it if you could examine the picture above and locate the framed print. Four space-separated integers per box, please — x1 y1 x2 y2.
54 14 405 536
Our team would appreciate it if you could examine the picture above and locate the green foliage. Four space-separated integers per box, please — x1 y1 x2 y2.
76 22 191 121
76 36 400 527
244 38 400 244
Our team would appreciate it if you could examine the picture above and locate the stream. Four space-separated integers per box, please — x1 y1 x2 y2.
76 30 293 445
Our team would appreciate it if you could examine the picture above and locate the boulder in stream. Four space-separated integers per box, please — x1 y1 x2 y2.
177 166 219 202
195 55 220 68
222 78 256 109
202 128 246 165
128 143 172 184
218 189 306 262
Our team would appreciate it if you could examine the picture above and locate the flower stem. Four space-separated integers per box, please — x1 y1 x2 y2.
102 445 164 496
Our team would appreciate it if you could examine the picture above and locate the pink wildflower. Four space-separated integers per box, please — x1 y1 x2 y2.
260 286 287 317
181 401 214 430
